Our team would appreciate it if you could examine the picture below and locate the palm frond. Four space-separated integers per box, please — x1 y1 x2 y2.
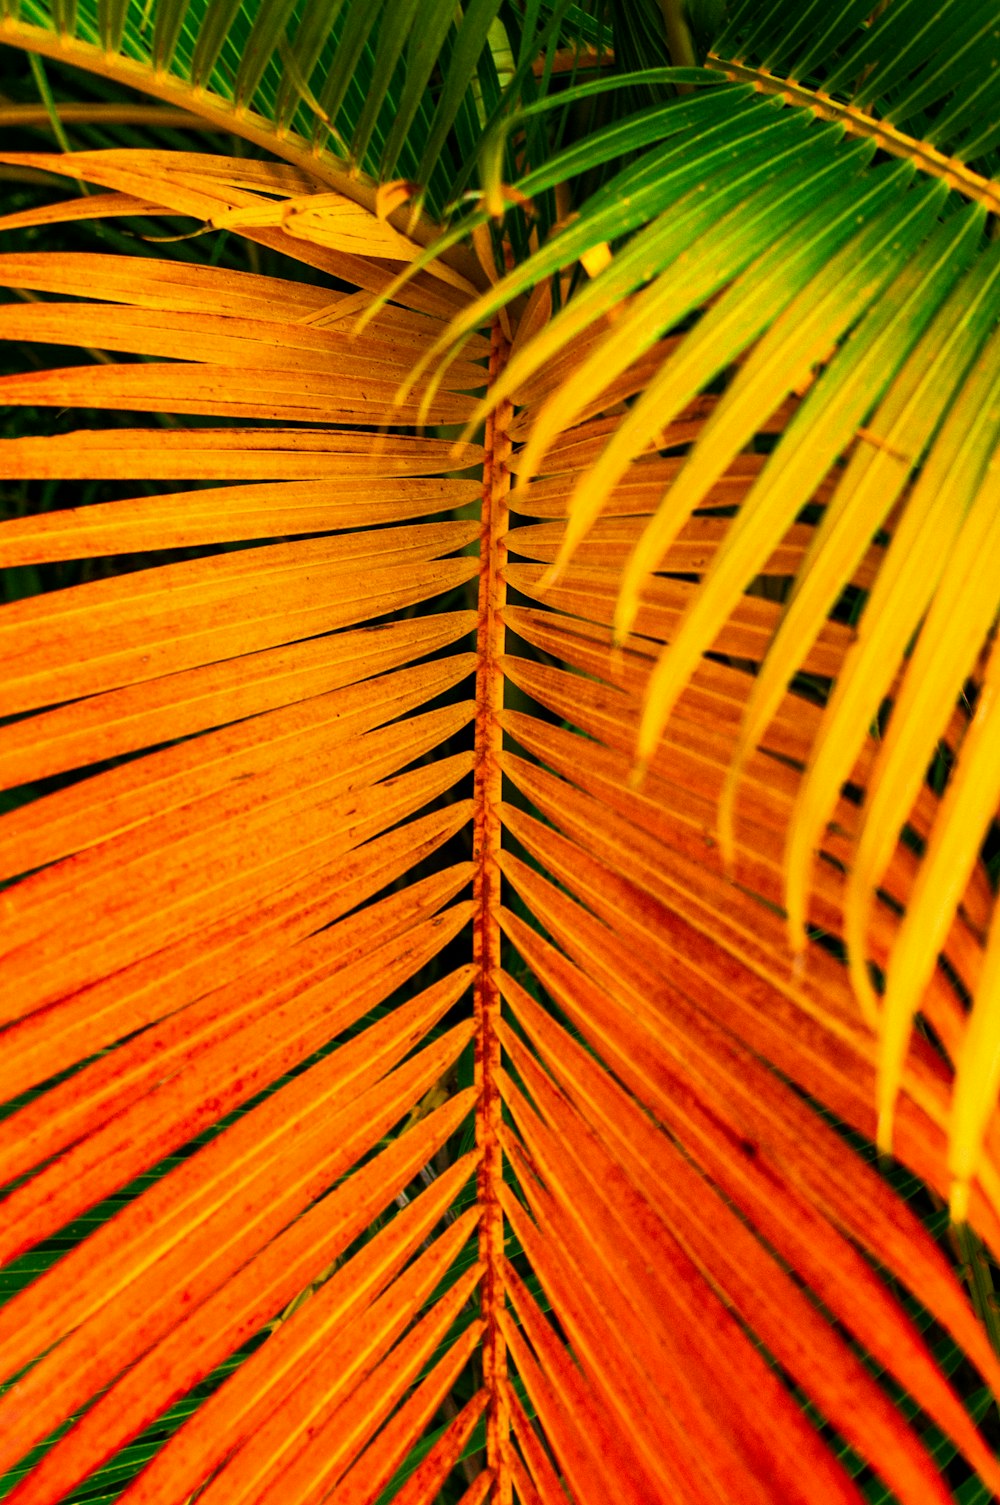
3 1 1000 1501
447 0 1000 1196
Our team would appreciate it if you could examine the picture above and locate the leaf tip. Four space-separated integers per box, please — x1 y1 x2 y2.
627 757 649 792
375 179 420 224
950 1178 971 1226
876 1097 896 1164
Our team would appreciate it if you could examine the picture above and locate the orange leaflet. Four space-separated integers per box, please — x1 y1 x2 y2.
0 804 472 1105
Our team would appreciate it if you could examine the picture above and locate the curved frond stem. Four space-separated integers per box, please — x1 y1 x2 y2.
707 53 1000 215
0 15 485 286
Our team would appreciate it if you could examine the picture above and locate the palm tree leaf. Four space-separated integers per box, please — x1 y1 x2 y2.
13 1145 480 1504
0 483 481 564
952 901 1000 1232
500 1247 670 1504
609 189 974 652
770 249 1000 955
495 811 1000 1483
430 0 1000 1194
3 714 472 1011
403 0 505 191
319 1319 485 1504
0 136 494 1501
404 86 813 392
713 211 995 869
0 661 472 890
843 475 1000 1023
4 4 1000 1499
386 1395 490 1505
718 0 1000 173
510 134 881 501
150 1207 480 1505
0 353 480 420
877 631 1000 1173
0 533 476 711
498 983 988 1500
0 190 178 230
499 1033 882 1505
0 245 484 330
0 615 472 792
222 1266 482 1504
0 915 473 1256
0 425 483 479
0 301 487 379
0 148 483 307
0 1014 474 1470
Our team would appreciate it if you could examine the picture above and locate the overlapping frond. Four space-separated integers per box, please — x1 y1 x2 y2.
0 0 582 232
4 1 1000 1501
440 0 1000 1207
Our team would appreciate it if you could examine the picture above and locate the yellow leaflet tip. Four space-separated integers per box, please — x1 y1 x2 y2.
375 180 418 223
352 294 386 336
391 368 418 407
786 914 808 968
628 758 649 791
447 400 488 463
416 385 435 431
876 1098 896 1163
579 241 612 279
369 427 391 460
949 1178 971 1226
612 592 640 650
515 458 539 494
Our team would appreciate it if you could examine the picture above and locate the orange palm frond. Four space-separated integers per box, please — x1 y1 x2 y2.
1 85 1000 1505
